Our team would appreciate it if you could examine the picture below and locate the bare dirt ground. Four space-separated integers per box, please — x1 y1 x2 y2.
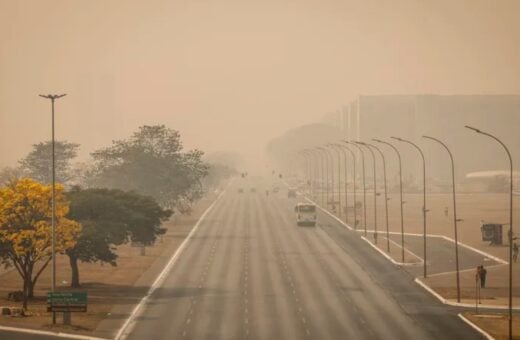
0 190 219 336
464 312 520 340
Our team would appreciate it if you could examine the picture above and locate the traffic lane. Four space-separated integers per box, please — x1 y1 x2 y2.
313 208 484 339
385 234 503 276
270 195 434 340
125 192 241 340
252 194 307 339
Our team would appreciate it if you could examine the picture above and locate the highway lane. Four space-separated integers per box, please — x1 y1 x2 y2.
124 179 482 340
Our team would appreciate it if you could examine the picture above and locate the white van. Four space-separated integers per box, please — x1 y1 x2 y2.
294 203 317 226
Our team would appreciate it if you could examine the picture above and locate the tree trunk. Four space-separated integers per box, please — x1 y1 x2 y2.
27 280 34 298
22 276 30 310
69 253 80 288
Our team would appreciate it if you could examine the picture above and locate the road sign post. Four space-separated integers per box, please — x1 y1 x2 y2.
47 291 87 324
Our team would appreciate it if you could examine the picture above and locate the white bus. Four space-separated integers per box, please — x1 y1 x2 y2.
294 203 317 226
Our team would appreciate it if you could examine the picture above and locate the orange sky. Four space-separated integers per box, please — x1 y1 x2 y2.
1 0 519 166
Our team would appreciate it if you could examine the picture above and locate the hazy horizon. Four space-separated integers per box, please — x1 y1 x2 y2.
1 0 519 168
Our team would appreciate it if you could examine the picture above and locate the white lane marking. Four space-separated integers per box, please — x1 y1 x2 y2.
426 263 506 278
361 236 421 267
458 313 495 340
385 237 424 262
415 277 520 310
0 325 108 340
115 188 227 340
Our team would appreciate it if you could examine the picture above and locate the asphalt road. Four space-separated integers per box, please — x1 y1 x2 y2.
121 178 482 340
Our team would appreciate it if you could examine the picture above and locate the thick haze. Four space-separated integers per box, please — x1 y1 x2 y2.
1 0 519 167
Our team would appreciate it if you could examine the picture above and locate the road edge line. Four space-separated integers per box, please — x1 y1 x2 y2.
361 236 421 266
414 277 520 311
114 188 227 340
0 325 108 340
302 196 353 231
439 236 508 265
458 313 495 340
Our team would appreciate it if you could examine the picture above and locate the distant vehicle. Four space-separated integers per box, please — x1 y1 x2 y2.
238 188 244 193
250 188 256 193
294 203 317 226
272 186 280 193
287 188 296 198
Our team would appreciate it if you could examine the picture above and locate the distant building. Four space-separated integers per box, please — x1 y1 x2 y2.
341 95 520 187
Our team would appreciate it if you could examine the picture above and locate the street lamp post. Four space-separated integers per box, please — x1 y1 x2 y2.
465 125 514 339
346 141 367 237
39 93 66 324
315 147 327 207
368 141 390 252
300 150 311 196
393 137 428 278
321 147 334 210
324 147 336 212
374 139 405 263
358 142 378 243
423 135 461 303
338 143 357 227
328 144 343 220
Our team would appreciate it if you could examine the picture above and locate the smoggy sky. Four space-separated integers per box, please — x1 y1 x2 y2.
1 0 519 167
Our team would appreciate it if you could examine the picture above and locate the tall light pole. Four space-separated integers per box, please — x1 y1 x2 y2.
323 147 335 211
328 144 342 220
465 126 514 339
374 139 405 263
346 141 367 237
307 149 318 200
338 143 357 227
423 135 461 303
357 142 378 243
299 150 310 196
393 137 428 278
39 93 66 324
368 141 390 252
315 147 327 207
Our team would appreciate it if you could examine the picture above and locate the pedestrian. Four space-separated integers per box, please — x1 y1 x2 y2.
444 206 448 217
479 265 487 288
475 266 481 284
513 242 519 263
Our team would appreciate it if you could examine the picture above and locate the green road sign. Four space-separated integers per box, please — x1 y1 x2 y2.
47 292 87 312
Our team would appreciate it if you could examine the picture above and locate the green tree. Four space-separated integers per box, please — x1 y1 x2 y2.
19 140 80 184
66 187 171 287
89 125 209 209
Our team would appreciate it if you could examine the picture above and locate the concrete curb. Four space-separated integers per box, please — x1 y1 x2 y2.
361 236 423 266
0 325 108 340
458 313 495 340
415 277 520 311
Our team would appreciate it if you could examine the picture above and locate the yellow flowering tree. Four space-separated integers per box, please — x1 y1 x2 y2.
0 178 81 309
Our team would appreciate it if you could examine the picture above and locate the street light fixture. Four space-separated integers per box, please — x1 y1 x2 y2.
315 147 327 207
357 141 378 243
368 141 391 252
338 143 357 227
39 93 66 324
422 135 461 303
321 147 335 211
392 136 428 278
327 144 343 220
345 141 367 237
374 139 405 263
465 125 514 339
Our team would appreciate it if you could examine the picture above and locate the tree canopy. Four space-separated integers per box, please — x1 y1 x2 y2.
89 125 209 208
66 187 171 287
19 140 80 184
0 178 81 308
